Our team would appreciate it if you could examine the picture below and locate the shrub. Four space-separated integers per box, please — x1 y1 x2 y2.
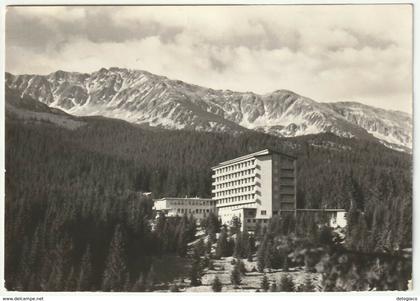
211 276 222 292
260 275 270 292
279 274 295 292
230 263 242 286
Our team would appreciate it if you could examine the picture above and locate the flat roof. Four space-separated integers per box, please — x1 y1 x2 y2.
231 207 257 211
211 148 296 170
154 197 213 202
296 208 346 212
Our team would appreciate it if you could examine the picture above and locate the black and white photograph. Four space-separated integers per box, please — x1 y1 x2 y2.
1 2 416 298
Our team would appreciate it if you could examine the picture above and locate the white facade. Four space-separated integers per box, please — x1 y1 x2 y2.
329 211 347 228
212 149 297 231
296 209 347 229
153 197 217 220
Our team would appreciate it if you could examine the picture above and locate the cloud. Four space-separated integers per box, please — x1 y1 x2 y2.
5 5 413 113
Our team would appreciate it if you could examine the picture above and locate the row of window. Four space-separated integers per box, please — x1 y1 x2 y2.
246 219 268 224
176 208 214 214
215 185 255 197
214 169 256 183
214 177 255 191
215 160 255 175
168 200 215 206
275 178 295 185
217 193 255 204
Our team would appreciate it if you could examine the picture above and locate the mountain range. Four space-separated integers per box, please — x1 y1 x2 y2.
5 67 412 152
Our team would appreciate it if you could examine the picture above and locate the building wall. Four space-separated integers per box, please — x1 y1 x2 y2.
277 153 297 212
255 155 272 219
329 211 347 228
153 198 216 220
212 157 258 225
212 150 297 228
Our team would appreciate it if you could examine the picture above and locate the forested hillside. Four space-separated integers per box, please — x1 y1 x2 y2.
5 107 412 290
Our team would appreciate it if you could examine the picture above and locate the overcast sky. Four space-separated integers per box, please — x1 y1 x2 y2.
6 5 413 113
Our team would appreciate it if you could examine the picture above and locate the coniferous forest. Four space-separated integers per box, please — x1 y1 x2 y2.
5 104 412 291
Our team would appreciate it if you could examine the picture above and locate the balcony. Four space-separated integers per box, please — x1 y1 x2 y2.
212 180 257 193
216 199 256 208
213 163 256 178
212 173 256 185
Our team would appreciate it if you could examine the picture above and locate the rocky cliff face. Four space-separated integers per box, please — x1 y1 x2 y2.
6 67 412 151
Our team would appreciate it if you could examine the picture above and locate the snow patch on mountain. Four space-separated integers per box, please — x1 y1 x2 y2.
5 68 412 152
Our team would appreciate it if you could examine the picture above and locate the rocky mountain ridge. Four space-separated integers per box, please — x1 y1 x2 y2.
5 67 412 152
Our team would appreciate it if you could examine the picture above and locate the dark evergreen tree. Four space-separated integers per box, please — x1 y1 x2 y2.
215 228 229 259
189 259 202 286
64 266 77 291
270 282 277 292
102 224 129 291
283 257 289 272
4 102 413 291
257 243 266 273
264 241 273 271
146 264 157 290
261 275 270 292
211 276 222 292
302 275 315 292
278 274 295 292
195 238 205 257
131 274 146 292
230 262 242 286
77 246 93 291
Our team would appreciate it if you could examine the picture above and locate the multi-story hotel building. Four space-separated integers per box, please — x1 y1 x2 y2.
211 149 297 231
153 197 217 220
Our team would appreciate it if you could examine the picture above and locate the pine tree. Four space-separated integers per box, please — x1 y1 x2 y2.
247 250 253 262
227 237 235 257
189 244 203 287
261 275 270 292
302 275 315 292
102 224 130 291
206 238 213 255
233 234 243 259
270 282 277 292
215 228 228 259
65 266 77 291
247 234 255 262
283 256 289 272
319 226 334 246
46 236 73 291
241 231 250 259
189 259 202 286
279 274 295 292
211 276 222 292
176 225 188 257
146 264 157 290
237 260 246 275
230 262 242 286
187 214 197 241
208 259 214 270
264 242 272 271
195 238 205 256
77 245 93 291
257 243 266 273
131 274 146 292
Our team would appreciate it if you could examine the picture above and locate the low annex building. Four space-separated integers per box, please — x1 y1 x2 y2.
153 197 217 219
296 209 347 228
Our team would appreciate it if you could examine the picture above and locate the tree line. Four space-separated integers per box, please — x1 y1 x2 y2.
5 111 412 291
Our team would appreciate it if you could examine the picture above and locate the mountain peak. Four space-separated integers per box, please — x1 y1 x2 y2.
5 68 412 152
